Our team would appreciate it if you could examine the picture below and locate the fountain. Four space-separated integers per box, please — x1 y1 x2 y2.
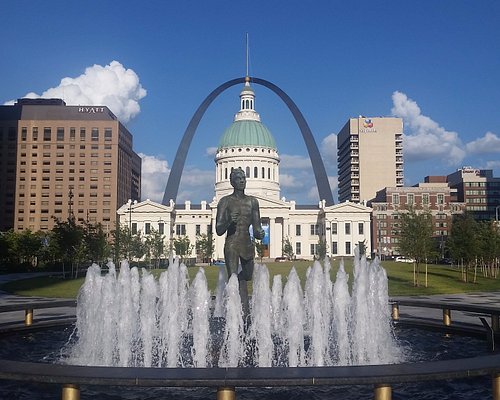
65 253 404 368
0 252 499 400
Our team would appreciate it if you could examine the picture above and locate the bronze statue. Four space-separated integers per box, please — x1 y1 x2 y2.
216 167 265 318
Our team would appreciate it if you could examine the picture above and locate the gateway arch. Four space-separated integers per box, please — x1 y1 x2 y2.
162 77 334 206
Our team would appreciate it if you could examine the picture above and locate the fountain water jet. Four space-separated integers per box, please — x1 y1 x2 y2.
67 254 404 368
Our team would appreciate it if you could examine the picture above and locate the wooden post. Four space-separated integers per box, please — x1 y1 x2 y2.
62 384 80 400
443 308 451 326
391 303 399 321
217 386 236 400
374 383 391 400
25 309 33 326
493 373 500 400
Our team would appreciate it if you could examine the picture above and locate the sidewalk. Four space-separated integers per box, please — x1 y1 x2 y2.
392 292 500 327
0 272 76 327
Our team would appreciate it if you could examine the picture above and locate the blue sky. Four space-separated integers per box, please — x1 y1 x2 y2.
2 1 499 204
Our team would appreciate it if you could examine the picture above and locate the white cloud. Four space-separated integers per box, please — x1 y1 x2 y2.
205 147 218 157
307 185 319 201
279 173 304 189
321 133 338 167
391 91 465 165
139 153 170 202
465 131 500 154
486 160 500 170
6 61 146 123
280 154 312 170
140 153 214 204
178 167 214 203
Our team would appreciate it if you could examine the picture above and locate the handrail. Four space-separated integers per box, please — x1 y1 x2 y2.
390 298 500 315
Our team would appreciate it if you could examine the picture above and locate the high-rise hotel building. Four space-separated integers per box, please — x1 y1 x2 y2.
0 98 141 233
337 117 404 204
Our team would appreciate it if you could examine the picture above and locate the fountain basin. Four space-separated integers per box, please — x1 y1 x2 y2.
0 302 499 399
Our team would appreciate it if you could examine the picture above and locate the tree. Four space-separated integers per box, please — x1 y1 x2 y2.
317 237 328 261
52 218 84 278
144 228 165 268
282 236 294 260
110 224 144 263
448 213 480 283
398 208 436 287
476 221 499 279
196 233 214 263
173 235 194 261
83 222 110 265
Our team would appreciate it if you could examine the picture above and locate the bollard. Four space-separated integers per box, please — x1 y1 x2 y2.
25 309 33 326
62 384 80 400
493 373 500 400
391 303 399 321
374 383 391 400
443 308 451 326
217 386 236 400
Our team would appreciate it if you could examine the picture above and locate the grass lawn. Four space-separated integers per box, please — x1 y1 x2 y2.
1 259 499 299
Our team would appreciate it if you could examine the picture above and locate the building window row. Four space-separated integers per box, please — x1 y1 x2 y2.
18 127 114 142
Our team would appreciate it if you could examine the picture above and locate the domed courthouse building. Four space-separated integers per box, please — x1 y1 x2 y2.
118 79 372 262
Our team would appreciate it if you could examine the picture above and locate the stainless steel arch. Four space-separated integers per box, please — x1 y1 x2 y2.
162 77 334 206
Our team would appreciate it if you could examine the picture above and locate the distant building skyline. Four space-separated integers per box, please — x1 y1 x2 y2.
337 117 403 204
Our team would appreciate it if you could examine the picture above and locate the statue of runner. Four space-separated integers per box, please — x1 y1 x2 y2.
216 167 265 319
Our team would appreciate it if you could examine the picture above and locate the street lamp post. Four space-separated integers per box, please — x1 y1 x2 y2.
127 199 137 260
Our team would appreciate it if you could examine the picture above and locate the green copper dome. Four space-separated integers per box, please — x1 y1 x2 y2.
218 120 277 149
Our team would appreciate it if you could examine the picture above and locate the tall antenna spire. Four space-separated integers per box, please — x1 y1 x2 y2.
245 33 249 78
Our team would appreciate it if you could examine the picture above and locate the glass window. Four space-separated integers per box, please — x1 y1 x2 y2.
57 127 64 141
358 222 364 235
296 224 301 236
104 128 112 141
310 224 320 235
332 223 337 235
310 243 318 256
145 223 151 234
332 241 338 255
345 241 351 255
43 127 51 141
345 222 351 235
295 242 301 255
91 128 99 141
176 224 186 235
159 223 164 235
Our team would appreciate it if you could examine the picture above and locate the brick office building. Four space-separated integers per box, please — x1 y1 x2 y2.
0 98 141 233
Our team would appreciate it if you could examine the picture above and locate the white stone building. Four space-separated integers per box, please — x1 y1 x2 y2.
117 79 372 261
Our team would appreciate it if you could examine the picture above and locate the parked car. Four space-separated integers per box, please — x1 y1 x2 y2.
395 256 415 263
213 259 226 266
274 257 288 262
